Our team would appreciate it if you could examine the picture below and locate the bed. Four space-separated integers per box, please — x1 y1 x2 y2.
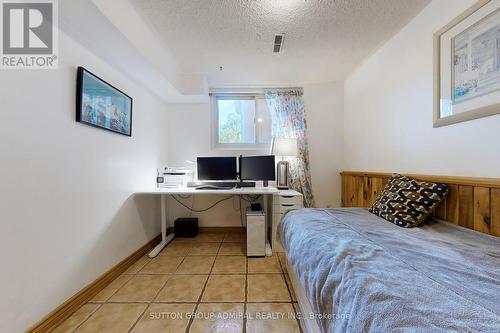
278 171 500 333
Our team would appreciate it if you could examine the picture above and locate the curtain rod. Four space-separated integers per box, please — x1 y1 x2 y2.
209 87 303 96
209 87 303 91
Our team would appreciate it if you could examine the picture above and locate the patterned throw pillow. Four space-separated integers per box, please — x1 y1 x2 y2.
369 174 448 228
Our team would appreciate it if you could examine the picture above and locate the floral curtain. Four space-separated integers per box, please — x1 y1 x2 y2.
266 89 316 208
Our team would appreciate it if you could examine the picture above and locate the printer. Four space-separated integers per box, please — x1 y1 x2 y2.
156 167 194 188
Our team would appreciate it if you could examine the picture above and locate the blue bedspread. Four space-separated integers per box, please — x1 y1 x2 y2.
278 208 500 333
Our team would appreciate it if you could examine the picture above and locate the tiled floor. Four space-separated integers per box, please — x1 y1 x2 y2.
52 233 302 333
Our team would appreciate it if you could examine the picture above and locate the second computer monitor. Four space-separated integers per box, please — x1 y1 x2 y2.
239 155 276 181
197 157 238 180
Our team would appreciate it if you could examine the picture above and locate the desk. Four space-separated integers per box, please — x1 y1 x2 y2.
137 187 280 258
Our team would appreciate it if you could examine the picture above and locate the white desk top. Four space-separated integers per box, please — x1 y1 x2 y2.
137 186 281 195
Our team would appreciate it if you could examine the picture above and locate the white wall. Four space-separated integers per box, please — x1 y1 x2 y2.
0 31 168 332
344 0 500 177
165 83 344 226
304 82 344 208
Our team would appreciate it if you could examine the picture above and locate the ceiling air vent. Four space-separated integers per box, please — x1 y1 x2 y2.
273 33 285 53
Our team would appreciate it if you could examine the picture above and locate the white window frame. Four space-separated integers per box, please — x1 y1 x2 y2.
211 93 271 150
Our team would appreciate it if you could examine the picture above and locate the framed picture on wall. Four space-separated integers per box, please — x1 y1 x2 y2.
434 0 500 127
76 67 133 136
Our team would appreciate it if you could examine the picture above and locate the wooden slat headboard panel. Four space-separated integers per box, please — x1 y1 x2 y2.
341 171 500 237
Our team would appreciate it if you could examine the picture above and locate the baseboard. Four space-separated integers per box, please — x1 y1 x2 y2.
27 234 161 333
199 226 245 233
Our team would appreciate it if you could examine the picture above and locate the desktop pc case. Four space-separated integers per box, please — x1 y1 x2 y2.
174 218 198 237
246 209 266 256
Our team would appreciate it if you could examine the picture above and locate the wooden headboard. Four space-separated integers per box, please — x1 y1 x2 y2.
341 171 500 237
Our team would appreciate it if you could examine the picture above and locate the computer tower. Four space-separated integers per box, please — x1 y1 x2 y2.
246 209 265 256
174 218 198 237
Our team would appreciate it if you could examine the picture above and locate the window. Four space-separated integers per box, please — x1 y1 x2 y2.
212 94 273 149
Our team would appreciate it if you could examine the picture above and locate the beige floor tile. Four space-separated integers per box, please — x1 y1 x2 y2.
201 275 246 302
188 242 221 255
155 275 208 302
159 243 193 256
277 252 288 271
130 303 194 333
247 274 290 302
176 255 215 274
223 233 246 243
284 274 297 302
172 237 197 243
190 303 244 333
195 233 225 242
168 241 195 248
167 237 196 248
246 303 300 333
292 303 302 317
218 242 246 256
109 275 170 302
124 256 151 274
211 256 246 274
52 304 100 333
139 256 184 274
90 275 132 303
248 257 282 273
75 303 146 333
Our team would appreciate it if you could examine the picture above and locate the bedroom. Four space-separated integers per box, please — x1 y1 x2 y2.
1 0 499 332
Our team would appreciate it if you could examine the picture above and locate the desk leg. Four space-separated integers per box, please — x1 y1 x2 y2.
149 194 174 258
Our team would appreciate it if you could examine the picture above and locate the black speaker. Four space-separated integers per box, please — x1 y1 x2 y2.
174 218 199 237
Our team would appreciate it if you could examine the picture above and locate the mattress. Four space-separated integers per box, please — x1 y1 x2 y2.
278 208 500 333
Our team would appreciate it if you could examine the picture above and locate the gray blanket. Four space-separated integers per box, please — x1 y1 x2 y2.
278 208 500 333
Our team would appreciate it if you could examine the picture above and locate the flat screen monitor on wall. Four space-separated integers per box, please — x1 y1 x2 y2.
197 157 238 180
239 155 276 181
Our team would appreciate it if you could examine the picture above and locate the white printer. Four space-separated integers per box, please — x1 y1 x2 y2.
156 167 194 188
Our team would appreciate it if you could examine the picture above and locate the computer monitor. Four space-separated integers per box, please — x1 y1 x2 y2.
239 155 276 181
197 157 238 180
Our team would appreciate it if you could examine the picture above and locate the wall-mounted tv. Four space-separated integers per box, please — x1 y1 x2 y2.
76 66 133 136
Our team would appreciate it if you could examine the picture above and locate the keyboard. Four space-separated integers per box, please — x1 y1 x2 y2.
195 185 233 190
187 181 256 188
235 182 256 188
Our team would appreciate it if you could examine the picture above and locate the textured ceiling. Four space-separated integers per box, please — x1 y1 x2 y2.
131 0 430 86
